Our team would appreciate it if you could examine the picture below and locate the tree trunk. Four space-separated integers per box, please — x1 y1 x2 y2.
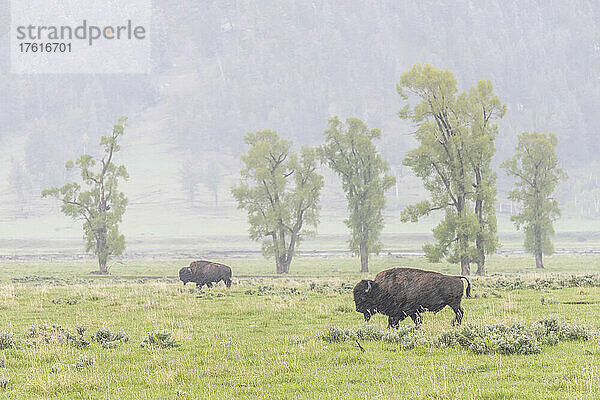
96 182 110 275
96 233 109 275
474 191 486 276
457 194 470 276
276 256 291 274
475 260 485 276
282 259 291 274
532 191 544 269
535 250 544 269
98 255 109 275
475 226 485 276
276 257 284 274
460 258 470 276
475 233 486 276
360 241 369 273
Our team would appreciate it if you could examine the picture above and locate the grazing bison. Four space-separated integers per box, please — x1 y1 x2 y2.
353 267 471 328
179 260 232 289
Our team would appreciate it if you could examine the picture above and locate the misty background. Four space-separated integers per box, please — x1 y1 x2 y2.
1 0 600 255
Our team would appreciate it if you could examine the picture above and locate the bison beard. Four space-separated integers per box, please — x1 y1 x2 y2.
179 260 232 289
353 267 471 328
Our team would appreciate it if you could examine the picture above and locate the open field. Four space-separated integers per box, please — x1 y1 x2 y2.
3 213 600 258
1 256 600 399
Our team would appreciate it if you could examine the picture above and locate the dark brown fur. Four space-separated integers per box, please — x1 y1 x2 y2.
353 267 471 328
179 260 232 289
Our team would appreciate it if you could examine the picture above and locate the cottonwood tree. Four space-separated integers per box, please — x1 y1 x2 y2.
501 132 566 268
320 117 395 273
42 117 129 275
203 162 222 206
464 81 506 275
398 64 504 275
180 157 202 204
232 130 323 274
9 158 31 215
180 157 222 206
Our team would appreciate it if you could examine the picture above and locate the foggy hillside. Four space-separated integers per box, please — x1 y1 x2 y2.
2 0 600 242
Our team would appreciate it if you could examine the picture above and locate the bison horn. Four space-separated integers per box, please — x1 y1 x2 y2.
365 281 372 293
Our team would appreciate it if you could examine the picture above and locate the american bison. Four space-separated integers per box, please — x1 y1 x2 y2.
179 260 232 289
353 267 471 328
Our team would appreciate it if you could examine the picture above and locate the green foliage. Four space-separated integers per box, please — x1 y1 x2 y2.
398 64 505 274
501 132 567 267
42 117 129 274
232 130 324 273
320 117 395 272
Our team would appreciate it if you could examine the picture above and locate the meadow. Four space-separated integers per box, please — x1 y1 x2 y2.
0 255 600 399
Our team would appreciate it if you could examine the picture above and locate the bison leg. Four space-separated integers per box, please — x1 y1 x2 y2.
206 282 213 288
388 316 400 329
225 278 232 288
451 305 464 326
363 312 372 322
410 313 423 329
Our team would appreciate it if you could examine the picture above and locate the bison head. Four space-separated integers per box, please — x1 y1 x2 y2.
179 267 193 284
353 279 378 322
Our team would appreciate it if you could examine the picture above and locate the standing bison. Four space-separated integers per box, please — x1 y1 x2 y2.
353 267 471 328
179 260 232 289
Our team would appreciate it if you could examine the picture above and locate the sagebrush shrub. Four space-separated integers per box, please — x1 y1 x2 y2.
321 325 413 344
531 317 590 343
355 324 385 341
446 322 541 355
92 327 129 349
381 327 412 344
334 305 354 314
558 323 590 341
478 274 600 292
399 331 431 350
28 324 89 348
0 332 16 350
321 326 357 342
435 330 458 348
75 355 94 371
140 330 180 349
321 318 591 355
50 297 79 305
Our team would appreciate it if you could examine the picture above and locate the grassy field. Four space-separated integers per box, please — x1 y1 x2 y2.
1 255 600 399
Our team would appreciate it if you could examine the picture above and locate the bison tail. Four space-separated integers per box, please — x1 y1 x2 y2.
460 276 471 298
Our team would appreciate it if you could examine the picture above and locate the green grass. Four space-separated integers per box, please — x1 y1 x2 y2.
1 256 600 399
